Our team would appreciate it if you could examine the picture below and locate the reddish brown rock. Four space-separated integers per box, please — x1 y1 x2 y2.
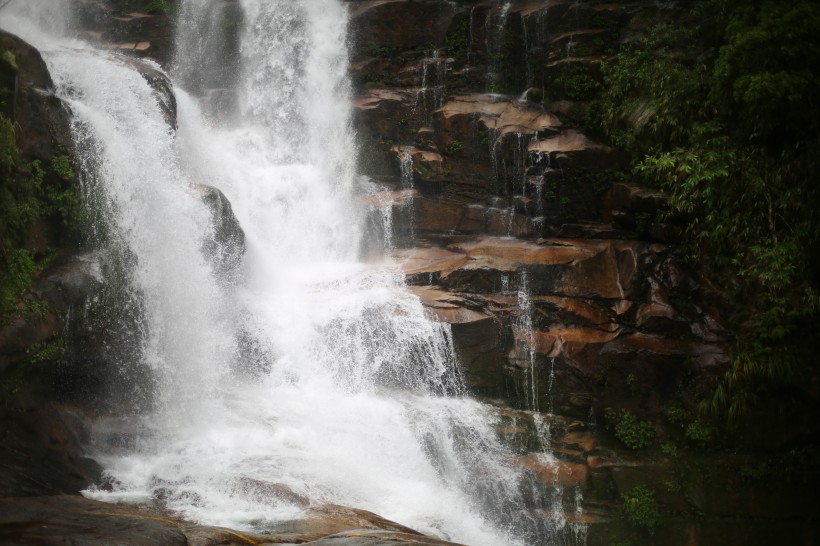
409 286 503 392
518 454 589 489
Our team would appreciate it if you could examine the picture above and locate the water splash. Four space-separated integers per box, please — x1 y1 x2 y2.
0 1 569 544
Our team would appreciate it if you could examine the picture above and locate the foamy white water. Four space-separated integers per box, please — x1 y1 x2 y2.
0 1 566 544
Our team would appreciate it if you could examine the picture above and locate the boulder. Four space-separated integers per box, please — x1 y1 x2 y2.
1 30 73 162
191 184 246 280
0 405 101 497
118 56 177 130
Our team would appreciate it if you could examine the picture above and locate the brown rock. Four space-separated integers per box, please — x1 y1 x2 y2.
518 454 589 489
528 129 618 170
0 495 187 545
434 95 561 149
305 529 464 546
409 286 503 391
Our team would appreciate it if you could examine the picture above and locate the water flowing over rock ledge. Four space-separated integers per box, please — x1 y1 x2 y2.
1 1 818 545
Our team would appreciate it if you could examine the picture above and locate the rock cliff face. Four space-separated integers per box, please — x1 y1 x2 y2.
0 2 817 546
345 1 816 544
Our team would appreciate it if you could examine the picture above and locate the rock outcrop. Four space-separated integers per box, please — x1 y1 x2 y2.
192 184 246 279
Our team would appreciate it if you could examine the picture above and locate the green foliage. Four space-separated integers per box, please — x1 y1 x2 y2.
0 249 36 320
684 420 714 448
51 155 75 179
0 113 83 322
2 50 17 70
25 338 62 364
592 23 713 153
621 486 661 535
593 1 820 423
447 139 463 155
660 442 678 458
712 1 820 149
547 64 603 102
604 408 655 450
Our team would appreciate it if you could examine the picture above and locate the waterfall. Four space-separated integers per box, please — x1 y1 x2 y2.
1 1 574 544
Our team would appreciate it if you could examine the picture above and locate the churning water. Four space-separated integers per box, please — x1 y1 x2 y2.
1 1 571 544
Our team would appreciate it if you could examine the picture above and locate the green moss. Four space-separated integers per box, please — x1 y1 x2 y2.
2 50 17 70
447 139 463 155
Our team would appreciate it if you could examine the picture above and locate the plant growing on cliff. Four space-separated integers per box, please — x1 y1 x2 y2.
447 139 463 155
604 408 655 450
0 114 83 321
621 485 661 535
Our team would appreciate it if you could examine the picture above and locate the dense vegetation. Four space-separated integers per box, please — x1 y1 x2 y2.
0 109 81 322
593 0 820 424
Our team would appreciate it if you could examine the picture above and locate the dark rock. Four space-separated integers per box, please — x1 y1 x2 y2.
192 184 246 280
118 56 177 130
0 404 101 497
350 0 459 54
1 30 74 162
409 286 504 393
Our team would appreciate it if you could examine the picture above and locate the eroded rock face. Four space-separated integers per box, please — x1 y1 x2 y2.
391 237 730 415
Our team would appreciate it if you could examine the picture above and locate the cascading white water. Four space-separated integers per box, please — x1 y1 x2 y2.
1 1 573 544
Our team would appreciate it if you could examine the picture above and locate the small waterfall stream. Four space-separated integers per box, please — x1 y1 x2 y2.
2 1 581 544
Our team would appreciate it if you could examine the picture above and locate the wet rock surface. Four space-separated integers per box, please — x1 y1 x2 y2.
1 2 818 545
0 496 465 546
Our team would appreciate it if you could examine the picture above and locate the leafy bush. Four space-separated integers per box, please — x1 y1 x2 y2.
593 0 820 422
621 486 661 535
604 408 655 450
1 114 83 321
660 442 678 458
685 420 714 448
